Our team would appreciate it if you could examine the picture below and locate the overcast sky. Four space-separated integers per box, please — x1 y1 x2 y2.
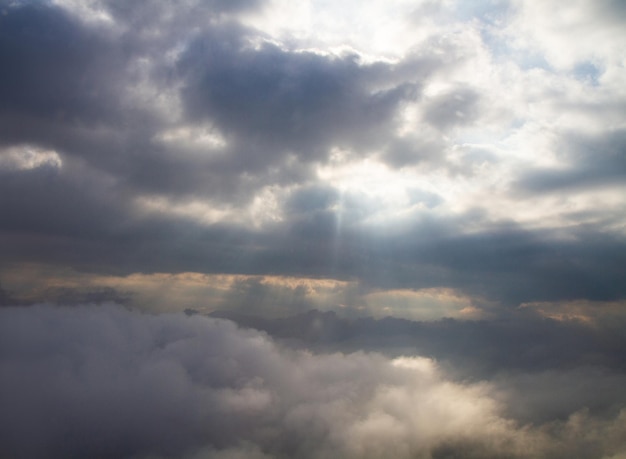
1 0 626 457
1 0 625 319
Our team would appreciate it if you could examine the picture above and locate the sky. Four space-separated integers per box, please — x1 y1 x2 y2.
1 0 625 458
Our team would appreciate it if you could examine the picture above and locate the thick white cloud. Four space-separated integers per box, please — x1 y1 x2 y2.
1 305 625 459
505 0 626 72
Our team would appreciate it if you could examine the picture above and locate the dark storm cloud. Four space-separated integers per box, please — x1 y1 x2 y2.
2 305 626 459
227 211 625 309
41 286 132 306
0 2 272 202
0 161 128 238
285 184 340 214
285 207 620 307
0 2 168 194
516 128 626 193
0 283 23 306
1 163 623 311
0 158 270 277
0 0 418 200
494 366 626 424
0 0 625 317
211 308 626 377
405 224 626 305
0 2 123 125
0 0 413 209
179 36 418 166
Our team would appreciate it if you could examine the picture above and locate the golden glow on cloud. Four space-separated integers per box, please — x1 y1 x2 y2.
521 299 626 325
1 264 488 321
362 288 483 320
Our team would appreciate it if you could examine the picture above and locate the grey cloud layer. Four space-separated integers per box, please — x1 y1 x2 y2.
0 0 625 313
211 308 626 378
2 305 626 459
180 38 418 159
516 129 626 193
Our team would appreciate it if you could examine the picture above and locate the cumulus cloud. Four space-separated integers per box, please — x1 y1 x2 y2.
179 36 417 160
2 305 626 459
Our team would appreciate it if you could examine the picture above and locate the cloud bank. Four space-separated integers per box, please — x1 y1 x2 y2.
2 305 626 459
0 0 624 319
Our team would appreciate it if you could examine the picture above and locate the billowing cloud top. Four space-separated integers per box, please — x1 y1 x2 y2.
2 305 626 458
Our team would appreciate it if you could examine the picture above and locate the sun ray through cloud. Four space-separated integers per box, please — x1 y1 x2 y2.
1 0 626 457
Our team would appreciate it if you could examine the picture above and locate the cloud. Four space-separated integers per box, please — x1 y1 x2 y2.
211 308 626 378
0 283 23 306
0 0 625 322
2 212 625 314
515 128 626 193
422 86 482 130
1 2 625 457
178 33 419 169
0 2 123 125
2 305 626 459
504 0 626 71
